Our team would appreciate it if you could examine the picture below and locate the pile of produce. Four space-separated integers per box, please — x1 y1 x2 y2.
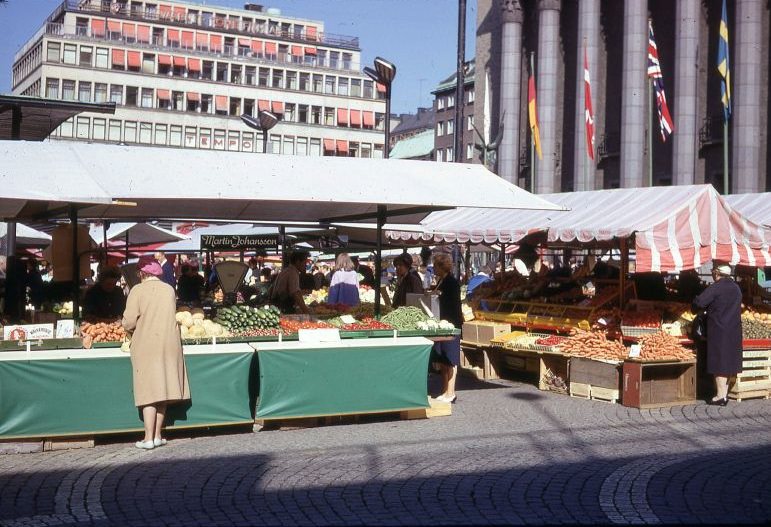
380 306 431 330
415 319 456 331
534 335 567 349
81 321 126 343
52 302 74 316
176 308 227 338
504 333 541 349
212 305 280 336
741 316 771 339
557 329 628 361
349 302 391 319
743 309 771 326
542 368 568 393
279 318 333 333
637 332 695 361
621 310 661 328
311 303 350 317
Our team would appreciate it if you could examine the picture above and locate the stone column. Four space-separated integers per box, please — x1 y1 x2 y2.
498 0 523 184
535 0 561 194
572 0 601 191
619 0 648 188
731 0 763 193
672 0 700 185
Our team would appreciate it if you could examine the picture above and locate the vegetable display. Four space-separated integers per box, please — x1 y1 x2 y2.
637 332 695 361
557 330 628 361
380 307 431 330
279 319 333 333
741 317 771 339
80 321 126 343
213 305 280 336
621 310 661 328
176 308 226 338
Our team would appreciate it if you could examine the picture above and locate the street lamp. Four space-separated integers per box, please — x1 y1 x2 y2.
240 110 279 154
363 56 396 159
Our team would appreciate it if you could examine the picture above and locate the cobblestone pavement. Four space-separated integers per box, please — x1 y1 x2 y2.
1 375 770 526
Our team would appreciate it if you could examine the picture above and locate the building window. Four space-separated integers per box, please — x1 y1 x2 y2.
189 127 200 149
309 138 321 156
78 81 91 102
297 137 307 156
270 134 281 154
325 76 335 95
299 72 310 91
216 63 227 82
324 107 334 126
94 83 107 103
298 104 308 123
79 45 93 66
338 78 348 96
141 88 153 108
109 85 123 104
284 103 295 122
467 115 474 131
447 119 454 135
363 80 373 99
95 47 108 68
199 128 211 149
142 53 155 74
139 122 152 144
169 125 182 147
272 69 284 89
76 117 89 139
124 121 137 143
108 119 121 141
447 94 455 108
63 44 77 64
46 42 60 62
436 149 443 162
283 136 294 155
374 144 384 159
351 79 361 98
202 61 214 80
125 86 138 106
342 53 352 70
212 129 225 150
201 94 213 114
313 74 323 93
375 112 385 131
231 64 242 84
45 78 59 99
436 122 443 136
446 147 453 161
92 118 106 141
61 80 75 100
311 106 321 125
59 118 73 137
466 143 473 160
258 67 270 87
245 66 256 85
437 97 444 110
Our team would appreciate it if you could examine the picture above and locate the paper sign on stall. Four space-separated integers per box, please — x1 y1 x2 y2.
56 319 75 338
3 324 55 341
298 328 341 343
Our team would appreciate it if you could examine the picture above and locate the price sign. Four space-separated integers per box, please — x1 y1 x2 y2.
629 344 641 358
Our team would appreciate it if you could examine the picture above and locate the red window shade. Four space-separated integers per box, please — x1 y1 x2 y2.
271 101 284 114
136 25 150 43
258 99 269 111
127 51 141 68
350 110 362 127
111 49 125 65
158 54 171 65
304 47 317 55
122 23 136 37
264 42 277 54
187 92 200 102
181 31 194 47
376 82 387 93
251 40 263 53
196 32 209 47
157 89 170 100
107 20 121 32
91 19 105 37
306 26 317 40
336 140 349 154
167 29 179 43
173 6 186 19
323 139 335 152
159 4 171 17
210 35 223 51
238 38 251 47
337 108 349 125
215 96 228 111
173 56 186 67
187 58 201 71
291 45 303 56
362 111 375 127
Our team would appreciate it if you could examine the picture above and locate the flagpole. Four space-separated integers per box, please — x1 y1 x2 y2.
723 119 729 194
583 38 589 192
530 51 536 193
647 76 653 187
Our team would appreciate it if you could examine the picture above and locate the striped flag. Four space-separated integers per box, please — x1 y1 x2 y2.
717 0 731 121
647 20 674 141
528 69 542 160
584 44 595 161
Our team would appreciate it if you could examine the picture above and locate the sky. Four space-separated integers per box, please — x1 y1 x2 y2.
0 0 477 115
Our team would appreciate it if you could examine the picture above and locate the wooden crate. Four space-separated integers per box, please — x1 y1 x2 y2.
461 321 511 346
569 357 621 391
622 359 697 409
729 349 771 401
487 347 539 383
539 353 570 393
569 382 620 404
460 341 498 380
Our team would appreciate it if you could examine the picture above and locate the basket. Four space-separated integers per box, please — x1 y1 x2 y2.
621 325 661 338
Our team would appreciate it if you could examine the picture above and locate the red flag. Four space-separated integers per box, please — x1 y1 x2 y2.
584 45 595 161
648 21 674 141
528 72 542 160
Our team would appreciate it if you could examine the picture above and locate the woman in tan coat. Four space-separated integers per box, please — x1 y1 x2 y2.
123 256 190 450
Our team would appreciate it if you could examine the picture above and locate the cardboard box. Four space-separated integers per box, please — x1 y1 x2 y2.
406 293 440 319
462 321 511 345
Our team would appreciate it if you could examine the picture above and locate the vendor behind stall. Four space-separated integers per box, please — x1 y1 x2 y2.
270 251 310 314
392 254 424 308
83 266 126 319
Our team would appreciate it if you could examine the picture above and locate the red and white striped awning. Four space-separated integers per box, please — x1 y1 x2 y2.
725 192 771 228
387 185 771 272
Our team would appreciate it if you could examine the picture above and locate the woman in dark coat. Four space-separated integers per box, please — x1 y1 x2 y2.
431 253 463 404
693 263 743 406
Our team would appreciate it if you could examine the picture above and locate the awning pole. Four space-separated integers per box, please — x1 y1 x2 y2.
374 205 386 319
70 205 80 321
278 225 287 267
102 221 108 267
124 231 129 264
499 243 506 278
4 221 22 319
620 238 629 307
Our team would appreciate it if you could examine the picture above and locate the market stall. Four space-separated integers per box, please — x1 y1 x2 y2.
0 139 561 441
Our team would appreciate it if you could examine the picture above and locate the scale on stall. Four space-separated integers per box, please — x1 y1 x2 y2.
214 260 249 305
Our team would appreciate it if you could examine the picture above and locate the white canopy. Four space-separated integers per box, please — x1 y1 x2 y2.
89 222 188 246
726 193 771 228
388 185 771 272
0 141 562 223
0 222 52 247
155 223 321 252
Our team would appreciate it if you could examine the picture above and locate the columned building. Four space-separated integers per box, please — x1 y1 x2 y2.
474 0 771 193
12 0 386 157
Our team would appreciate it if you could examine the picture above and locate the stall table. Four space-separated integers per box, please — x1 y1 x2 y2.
621 358 697 409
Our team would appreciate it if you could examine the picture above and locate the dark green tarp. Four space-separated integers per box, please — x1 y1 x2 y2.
256 342 431 419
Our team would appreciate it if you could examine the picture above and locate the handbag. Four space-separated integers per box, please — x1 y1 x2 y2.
691 311 708 341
